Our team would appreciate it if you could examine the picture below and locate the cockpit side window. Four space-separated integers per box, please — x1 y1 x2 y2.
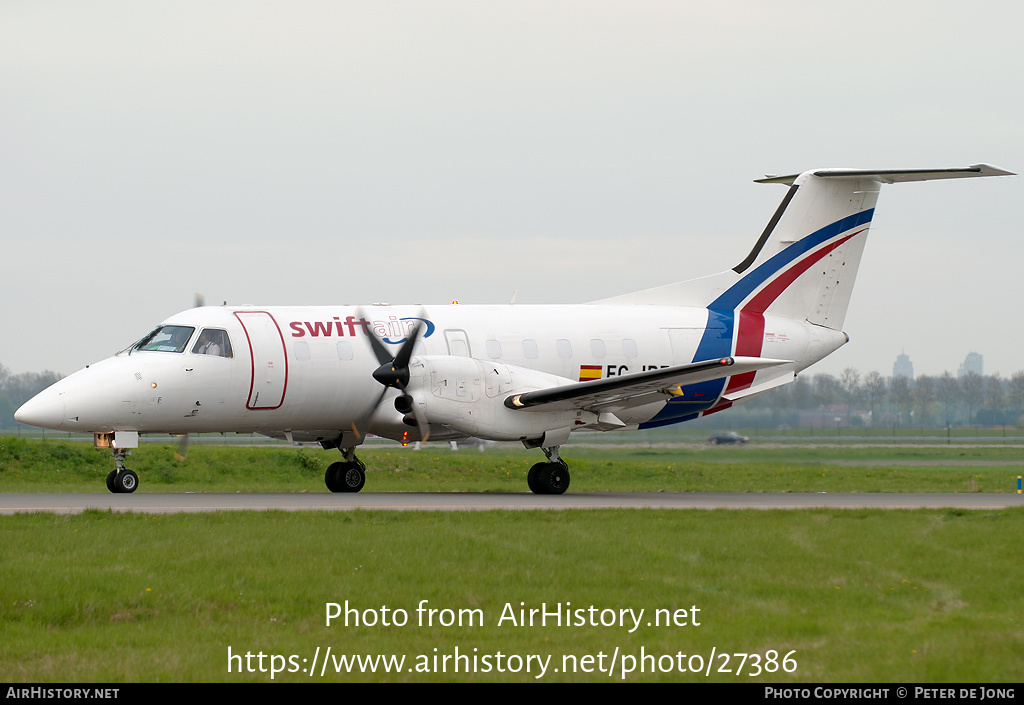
130 325 196 354
192 328 233 358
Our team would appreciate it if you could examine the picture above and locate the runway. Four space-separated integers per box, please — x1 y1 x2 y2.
0 492 1021 514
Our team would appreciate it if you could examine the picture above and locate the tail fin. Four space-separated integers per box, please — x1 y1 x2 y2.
728 168 880 331
594 164 1013 331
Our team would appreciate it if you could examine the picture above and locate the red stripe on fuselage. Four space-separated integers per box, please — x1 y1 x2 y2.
725 230 863 394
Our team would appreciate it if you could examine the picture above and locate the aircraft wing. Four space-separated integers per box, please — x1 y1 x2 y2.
503 356 790 413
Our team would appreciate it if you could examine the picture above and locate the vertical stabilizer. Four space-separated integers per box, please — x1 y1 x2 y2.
594 164 1013 334
726 170 880 331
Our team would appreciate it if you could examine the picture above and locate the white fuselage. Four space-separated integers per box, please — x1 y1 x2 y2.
19 302 843 443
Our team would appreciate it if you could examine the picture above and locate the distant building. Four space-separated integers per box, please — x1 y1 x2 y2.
958 352 983 378
893 352 914 381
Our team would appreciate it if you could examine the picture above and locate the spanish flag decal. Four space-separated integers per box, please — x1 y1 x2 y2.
578 365 602 382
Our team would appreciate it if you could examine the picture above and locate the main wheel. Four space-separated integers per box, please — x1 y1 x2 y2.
527 463 545 493
326 459 366 493
325 462 344 492
532 460 570 495
106 470 119 493
339 461 365 493
113 469 138 494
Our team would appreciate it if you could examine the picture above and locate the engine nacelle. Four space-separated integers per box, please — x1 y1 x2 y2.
407 356 599 442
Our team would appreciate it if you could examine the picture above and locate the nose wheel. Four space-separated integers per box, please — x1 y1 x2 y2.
106 449 138 493
106 469 139 493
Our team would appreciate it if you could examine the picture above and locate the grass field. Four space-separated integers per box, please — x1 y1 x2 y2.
2 508 1022 682
2 436 1022 683
2 436 1023 494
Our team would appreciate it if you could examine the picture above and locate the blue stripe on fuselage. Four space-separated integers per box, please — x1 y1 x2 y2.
638 208 874 430
711 208 874 312
640 309 731 427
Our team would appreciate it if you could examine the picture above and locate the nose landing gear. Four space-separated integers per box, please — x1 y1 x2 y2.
106 448 139 493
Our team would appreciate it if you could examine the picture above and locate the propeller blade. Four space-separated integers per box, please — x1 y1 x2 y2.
412 396 430 443
393 319 424 372
368 315 426 391
351 386 389 440
354 308 393 366
396 392 431 444
173 433 190 462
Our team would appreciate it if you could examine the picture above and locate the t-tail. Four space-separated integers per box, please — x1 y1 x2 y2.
596 165 1014 333
598 164 1013 427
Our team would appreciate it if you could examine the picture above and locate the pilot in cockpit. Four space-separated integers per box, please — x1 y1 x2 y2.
193 329 225 357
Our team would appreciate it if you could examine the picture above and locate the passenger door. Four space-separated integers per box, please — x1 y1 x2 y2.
234 311 288 410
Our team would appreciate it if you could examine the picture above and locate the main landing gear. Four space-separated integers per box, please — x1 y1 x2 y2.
527 446 570 495
319 443 571 495
105 448 138 494
325 447 366 493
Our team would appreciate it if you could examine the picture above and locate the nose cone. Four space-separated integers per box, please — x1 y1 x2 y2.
15 390 67 430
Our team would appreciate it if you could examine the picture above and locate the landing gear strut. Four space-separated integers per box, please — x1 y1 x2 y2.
106 448 139 494
527 445 570 495
325 447 366 493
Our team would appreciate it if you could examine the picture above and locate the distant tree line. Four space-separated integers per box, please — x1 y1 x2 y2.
0 365 62 428
733 367 1024 430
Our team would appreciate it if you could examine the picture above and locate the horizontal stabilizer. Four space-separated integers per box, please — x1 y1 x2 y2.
756 164 1014 185
504 356 790 413
594 163 1014 327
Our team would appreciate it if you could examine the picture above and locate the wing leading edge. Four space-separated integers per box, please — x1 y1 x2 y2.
503 356 790 413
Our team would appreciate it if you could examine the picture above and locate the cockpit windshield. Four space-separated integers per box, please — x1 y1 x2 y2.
128 325 196 354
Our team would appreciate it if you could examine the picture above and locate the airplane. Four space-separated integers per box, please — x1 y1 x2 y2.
15 164 1013 494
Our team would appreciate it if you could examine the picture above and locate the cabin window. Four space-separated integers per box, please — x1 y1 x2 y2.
293 341 310 361
622 338 638 359
337 341 354 361
192 328 233 358
556 339 572 358
590 339 606 358
486 340 502 359
131 325 196 354
522 339 539 359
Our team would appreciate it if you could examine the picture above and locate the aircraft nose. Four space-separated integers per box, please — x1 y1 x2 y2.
14 390 67 430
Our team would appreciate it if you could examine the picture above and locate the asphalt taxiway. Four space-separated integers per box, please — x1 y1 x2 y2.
0 492 1020 514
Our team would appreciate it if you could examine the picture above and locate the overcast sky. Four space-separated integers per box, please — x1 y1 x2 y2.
2 1 1021 380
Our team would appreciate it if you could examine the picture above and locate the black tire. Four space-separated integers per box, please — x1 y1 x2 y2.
527 463 545 493
106 470 119 493
339 461 365 493
325 462 344 493
114 470 138 494
536 460 570 495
